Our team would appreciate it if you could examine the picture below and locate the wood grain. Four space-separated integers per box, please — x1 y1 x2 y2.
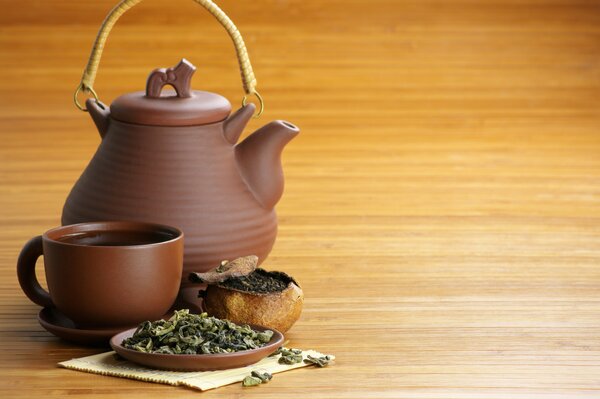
1 0 600 397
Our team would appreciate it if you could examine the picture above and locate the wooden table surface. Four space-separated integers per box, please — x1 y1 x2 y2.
2 0 600 398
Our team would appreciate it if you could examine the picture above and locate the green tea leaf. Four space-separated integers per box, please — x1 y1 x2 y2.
303 354 333 367
242 376 262 387
251 370 273 382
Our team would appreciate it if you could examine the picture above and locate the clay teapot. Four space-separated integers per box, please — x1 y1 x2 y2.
63 1 299 282
63 58 298 280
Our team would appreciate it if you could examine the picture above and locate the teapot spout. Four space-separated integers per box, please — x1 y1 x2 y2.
235 120 300 209
86 99 111 139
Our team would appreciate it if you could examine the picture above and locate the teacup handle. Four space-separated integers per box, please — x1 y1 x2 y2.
16 236 53 308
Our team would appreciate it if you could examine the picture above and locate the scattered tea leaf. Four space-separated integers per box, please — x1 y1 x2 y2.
271 346 304 364
279 354 302 364
242 375 262 387
242 370 273 387
269 346 283 357
304 354 333 367
251 370 273 382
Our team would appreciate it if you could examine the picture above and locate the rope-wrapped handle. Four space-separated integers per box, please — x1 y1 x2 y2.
74 0 263 116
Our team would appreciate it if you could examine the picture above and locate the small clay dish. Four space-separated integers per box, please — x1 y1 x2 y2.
110 325 284 371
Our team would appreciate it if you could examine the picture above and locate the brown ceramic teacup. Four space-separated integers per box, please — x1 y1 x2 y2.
17 221 183 328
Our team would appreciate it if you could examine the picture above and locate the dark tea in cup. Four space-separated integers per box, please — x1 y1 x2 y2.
56 230 175 246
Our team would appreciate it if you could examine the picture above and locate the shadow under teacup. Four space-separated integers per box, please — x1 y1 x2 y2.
17 221 183 328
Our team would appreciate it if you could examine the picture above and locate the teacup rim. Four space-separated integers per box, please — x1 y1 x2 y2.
43 221 183 249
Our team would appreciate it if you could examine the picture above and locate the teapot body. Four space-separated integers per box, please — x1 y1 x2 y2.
62 118 278 281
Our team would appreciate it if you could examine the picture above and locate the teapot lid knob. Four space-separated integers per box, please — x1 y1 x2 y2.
109 59 231 126
146 59 196 98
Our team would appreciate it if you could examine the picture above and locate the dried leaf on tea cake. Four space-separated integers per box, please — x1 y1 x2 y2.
189 255 258 284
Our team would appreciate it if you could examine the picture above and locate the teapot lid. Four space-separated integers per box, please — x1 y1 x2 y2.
110 59 231 126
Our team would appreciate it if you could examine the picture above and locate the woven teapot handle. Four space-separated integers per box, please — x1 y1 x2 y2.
74 0 263 116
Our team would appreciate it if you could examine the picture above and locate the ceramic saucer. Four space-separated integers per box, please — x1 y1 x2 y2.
110 325 284 371
38 289 203 346
38 307 134 346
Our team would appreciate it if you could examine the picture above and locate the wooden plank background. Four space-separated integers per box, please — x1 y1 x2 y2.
1 0 600 397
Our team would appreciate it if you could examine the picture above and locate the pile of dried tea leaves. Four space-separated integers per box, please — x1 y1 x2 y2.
121 309 273 355
218 269 293 294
